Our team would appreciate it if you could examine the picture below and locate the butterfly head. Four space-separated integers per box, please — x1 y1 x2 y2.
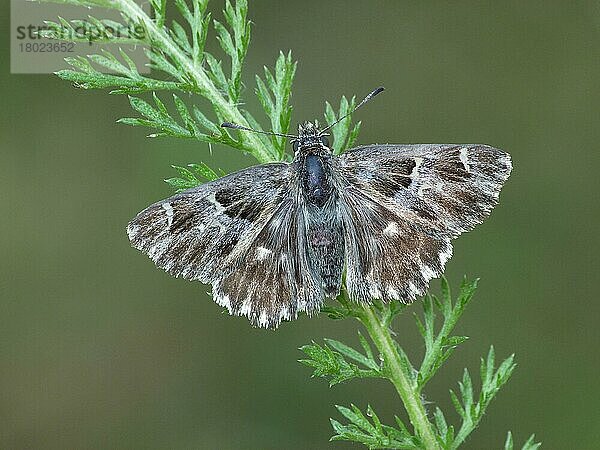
291 121 330 155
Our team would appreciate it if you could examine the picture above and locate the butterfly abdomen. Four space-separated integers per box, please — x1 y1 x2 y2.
306 206 344 298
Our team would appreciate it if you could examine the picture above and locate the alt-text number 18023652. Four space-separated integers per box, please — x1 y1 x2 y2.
18 42 75 53
11 0 150 74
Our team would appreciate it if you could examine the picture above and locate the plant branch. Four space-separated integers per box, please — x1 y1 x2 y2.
416 278 476 391
307 279 532 449
112 0 275 162
357 305 441 450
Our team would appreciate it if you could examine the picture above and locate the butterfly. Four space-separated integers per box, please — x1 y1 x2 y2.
127 88 512 328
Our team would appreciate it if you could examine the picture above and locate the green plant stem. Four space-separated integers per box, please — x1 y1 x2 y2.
358 306 441 450
115 0 274 163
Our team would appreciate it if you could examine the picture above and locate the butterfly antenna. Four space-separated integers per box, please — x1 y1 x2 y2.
220 122 297 139
320 86 385 133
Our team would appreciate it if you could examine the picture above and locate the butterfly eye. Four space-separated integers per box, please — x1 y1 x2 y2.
320 136 329 147
292 140 300 152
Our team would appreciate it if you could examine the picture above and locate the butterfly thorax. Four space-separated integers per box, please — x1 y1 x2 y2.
292 121 334 208
303 153 334 207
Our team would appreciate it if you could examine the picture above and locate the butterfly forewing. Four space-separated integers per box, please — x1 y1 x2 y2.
127 162 320 327
339 144 512 237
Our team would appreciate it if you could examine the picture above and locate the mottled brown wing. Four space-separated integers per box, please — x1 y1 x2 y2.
211 195 324 327
127 162 318 328
336 144 511 303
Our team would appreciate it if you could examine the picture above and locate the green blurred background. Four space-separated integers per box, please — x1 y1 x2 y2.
2 1 599 448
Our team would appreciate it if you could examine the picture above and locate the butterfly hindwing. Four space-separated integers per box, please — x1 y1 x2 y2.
212 196 323 327
337 144 511 303
338 183 452 303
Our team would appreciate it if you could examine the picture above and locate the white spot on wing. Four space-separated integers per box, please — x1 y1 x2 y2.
369 285 382 299
127 224 139 239
215 294 232 312
383 222 399 237
240 298 252 315
439 242 453 267
279 306 289 321
420 264 436 282
387 286 399 300
459 148 470 173
162 202 174 227
410 157 423 177
259 310 269 327
408 281 418 296
207 192 226 214
256 246 272 261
